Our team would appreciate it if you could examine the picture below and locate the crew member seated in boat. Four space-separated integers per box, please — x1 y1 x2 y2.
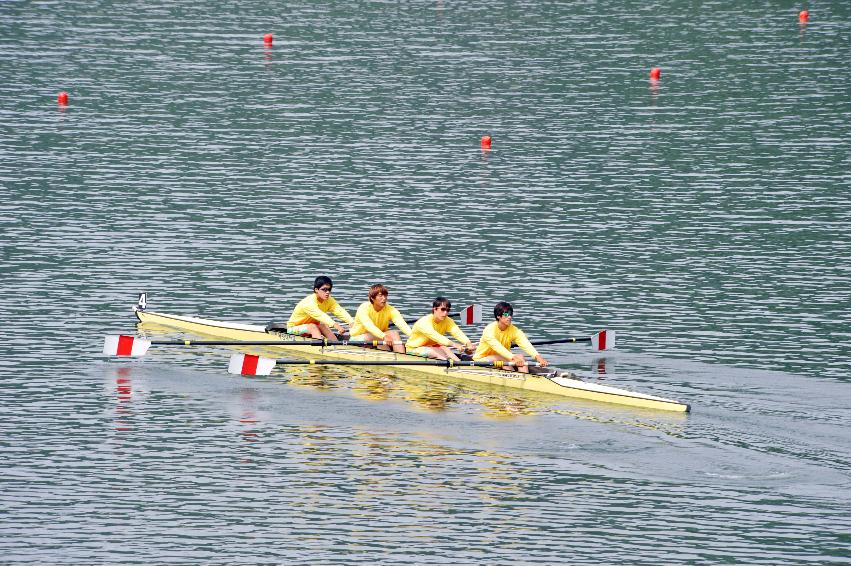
349 284 412 354
286 276 353 340
473 301 548 374
406 297 475 362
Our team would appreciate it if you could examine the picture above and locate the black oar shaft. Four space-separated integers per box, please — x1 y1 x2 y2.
149 337 591 348
401 312 461 325
528 337 591 346
150 339 391 347
273 359 538 368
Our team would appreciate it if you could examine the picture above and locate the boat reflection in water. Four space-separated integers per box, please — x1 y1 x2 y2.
286 425 540 520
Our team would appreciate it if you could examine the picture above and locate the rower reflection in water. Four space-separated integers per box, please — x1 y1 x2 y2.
349 284 412 354
286 276 353 340
473 302 549 373
406 297 476 362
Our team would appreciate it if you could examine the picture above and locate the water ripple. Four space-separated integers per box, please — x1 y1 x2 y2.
3 0 851 562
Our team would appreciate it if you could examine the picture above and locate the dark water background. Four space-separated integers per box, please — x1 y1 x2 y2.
2 1 850 563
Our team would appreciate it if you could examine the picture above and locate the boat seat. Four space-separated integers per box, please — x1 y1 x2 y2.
265 322 288 333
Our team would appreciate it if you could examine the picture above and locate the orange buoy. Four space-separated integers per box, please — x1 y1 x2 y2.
798 10 809 23
649 67 661 80
263 33 274 45
57 91 69 105
480 135 492 149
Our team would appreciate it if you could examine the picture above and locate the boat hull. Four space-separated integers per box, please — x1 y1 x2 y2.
135 310 690 413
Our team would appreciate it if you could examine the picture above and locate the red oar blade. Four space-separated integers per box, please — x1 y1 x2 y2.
590 330 616 351
459 304 482 325
228 353 277 376
103 335 152 356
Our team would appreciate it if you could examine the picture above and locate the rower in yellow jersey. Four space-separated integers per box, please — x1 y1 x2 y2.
406 297 475 362
473 301 548 373
349 284 412 354
286 276 353 340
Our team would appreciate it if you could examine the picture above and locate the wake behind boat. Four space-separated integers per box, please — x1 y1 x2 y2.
107 298 690 413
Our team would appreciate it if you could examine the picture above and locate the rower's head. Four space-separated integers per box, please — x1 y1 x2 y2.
432 296 451 316
313 276 333 298
494 301 514 321
368 284 389 303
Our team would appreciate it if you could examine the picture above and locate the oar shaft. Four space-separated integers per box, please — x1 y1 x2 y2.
273 359 537 368
150 336 595 348
149 339 399 347
528 337 591 346
228 352 546 376
402 313 460 325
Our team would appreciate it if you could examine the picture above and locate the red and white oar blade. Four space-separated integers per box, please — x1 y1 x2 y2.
228 353 276 376
459 304 483 325
590 330 616 351
103 335 152 356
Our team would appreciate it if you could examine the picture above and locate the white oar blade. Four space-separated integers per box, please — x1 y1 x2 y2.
228 353 276 376
590 330 616 351
459 304 482 325
103 335 152 356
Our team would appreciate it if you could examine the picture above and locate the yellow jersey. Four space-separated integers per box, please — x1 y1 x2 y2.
350 302 412 339
473 321 539 361
406 314 470 349
287 293 353 329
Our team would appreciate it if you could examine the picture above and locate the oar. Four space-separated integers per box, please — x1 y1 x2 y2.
401 304 482 325
528 330 615 351
227 352 539 376
103 335 402 357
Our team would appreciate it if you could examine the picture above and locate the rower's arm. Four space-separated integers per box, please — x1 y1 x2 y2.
447 320 471 346
513 328 541 359
300 303 336 328
332 303 354 325
418 323 452 347
389 307 413 337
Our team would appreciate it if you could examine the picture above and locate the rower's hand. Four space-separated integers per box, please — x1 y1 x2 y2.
534 354 549 368
512 354 527 367
383 336 395 347
333 323 346 334
464 342 475 353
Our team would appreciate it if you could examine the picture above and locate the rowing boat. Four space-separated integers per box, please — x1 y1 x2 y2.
131 307 690 413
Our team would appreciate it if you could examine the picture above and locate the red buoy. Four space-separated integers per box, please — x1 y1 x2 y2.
57 91 69 105
649 67 661 80
264 33 274 45
480 135 492 149
799 10 809 23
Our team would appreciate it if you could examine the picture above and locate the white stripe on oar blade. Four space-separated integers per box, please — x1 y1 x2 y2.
103 335 152 356
590 330 616 351
228 353 277 376
459 304 482 325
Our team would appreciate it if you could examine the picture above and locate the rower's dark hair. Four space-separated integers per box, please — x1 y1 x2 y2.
494 301 514 320
368 284 388 302
432 296 451 310
313 276 333 290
